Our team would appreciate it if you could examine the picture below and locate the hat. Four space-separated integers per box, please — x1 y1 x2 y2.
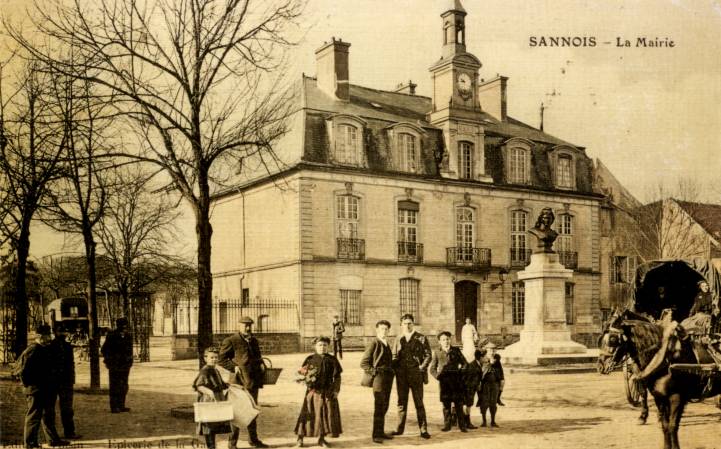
35 324 52 336
116 317 129 327
239 316 254 325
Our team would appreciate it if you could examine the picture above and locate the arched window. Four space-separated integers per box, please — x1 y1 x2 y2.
508 147 528 184
398 201 421 262
458 142 473 180
557 214 573 252
336 195 359 238
456 207 475 261
398 133 418 172
510 210 528 266
512 281 525 325
557 154 573 188
335 124 360 165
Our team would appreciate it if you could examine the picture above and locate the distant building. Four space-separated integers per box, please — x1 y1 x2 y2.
211 1 632 348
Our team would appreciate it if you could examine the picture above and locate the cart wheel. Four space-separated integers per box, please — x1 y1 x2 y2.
623 359 643 407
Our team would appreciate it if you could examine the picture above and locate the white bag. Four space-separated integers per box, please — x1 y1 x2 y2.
193 401 234 423
227 384 260 427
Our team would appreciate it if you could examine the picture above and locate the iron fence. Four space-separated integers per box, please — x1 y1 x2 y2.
172 297 299 335
446 247 492 269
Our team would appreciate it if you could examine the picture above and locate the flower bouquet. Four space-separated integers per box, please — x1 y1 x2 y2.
295 366 319 388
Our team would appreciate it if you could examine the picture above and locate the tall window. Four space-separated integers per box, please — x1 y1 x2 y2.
557 214 573 253
512 281 525 325
508 147 528 184
399 278 420 322
557 155 573 188
340 289 361 325
218 301 228 332
510 210 528 263
336 124 360 165
398 201 419 260
459 142 473 180
398 133 417 172
336 195 359 238
456 207 475 261
611 255 636 284
241 288 250 307
565 283 574 325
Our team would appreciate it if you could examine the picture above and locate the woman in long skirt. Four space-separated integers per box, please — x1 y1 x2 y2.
295 337 343 447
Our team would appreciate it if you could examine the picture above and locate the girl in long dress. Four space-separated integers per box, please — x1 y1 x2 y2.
295 336 343 447
193 347 231 449
476 350 501 428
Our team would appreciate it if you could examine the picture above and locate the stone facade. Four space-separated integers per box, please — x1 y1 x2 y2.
209 1 627 350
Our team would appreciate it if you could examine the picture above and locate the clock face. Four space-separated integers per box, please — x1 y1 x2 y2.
457 73 472 98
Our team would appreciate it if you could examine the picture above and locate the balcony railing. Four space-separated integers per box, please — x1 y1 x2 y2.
558 251 578 269
509 248 532 268
398 241 424 263
446 247 492 270
337 238 365 260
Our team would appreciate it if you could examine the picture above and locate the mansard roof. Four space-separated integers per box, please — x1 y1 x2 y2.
301 75 577 147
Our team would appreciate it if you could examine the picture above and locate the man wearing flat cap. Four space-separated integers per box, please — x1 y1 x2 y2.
219 316 268 448
17 324 69 448
101 317 134 413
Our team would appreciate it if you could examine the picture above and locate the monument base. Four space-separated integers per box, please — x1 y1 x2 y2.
503 251 591 366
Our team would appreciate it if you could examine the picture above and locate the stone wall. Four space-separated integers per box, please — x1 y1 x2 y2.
171 333 300 360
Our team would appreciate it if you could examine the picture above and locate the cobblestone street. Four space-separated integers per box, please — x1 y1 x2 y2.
2 352 720 449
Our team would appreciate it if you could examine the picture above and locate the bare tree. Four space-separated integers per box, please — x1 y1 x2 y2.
42 69 114 389
7 0 304 364
0 59 66 357
631 179 710 261
97 166 180 314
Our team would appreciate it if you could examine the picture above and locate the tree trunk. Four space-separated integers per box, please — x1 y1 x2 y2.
12 214 32 358
195 174 213 368
83 229 101 389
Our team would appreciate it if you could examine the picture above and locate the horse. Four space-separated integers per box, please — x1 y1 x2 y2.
598 309 721 449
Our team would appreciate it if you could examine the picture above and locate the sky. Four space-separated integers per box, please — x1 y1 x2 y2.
2 0 720 260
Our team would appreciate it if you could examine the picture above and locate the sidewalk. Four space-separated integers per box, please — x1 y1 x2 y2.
2 351 720 448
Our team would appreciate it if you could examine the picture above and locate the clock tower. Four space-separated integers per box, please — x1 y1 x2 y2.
429 0 491 181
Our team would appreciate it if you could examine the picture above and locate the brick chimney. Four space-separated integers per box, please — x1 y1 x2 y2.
315 38 351 101
478 75 508 121
394 80 417 95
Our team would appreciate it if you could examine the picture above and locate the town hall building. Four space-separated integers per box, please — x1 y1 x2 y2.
210 1 609 349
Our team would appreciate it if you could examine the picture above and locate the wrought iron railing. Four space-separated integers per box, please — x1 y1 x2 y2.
398 241 424 263
446 247 492 269
558 251 578 269
509 248 532 268
172 298 299 335
337 238 365 260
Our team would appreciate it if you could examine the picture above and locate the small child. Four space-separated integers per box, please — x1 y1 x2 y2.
193 347 231 449
492 353 505 406
294 336 343 448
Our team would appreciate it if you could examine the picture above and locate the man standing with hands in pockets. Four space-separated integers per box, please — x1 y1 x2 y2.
219 316 268 449
391 314 432 439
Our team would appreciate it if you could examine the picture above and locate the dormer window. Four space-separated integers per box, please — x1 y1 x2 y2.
398 133 417 172
327 114 366 167
336 124 359 165
388 123 424 174
557 155 573 188
508 147 529 184
550 146 577 190
458 142 473 180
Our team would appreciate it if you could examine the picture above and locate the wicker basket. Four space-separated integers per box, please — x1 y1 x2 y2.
262 357 282 385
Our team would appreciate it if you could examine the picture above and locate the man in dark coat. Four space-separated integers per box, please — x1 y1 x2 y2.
360 320 395 444
219 316 268 449
331 315 345 359
18 324 69 448
429 331 467 432
391 314 431 439
101 317 134 413
50 326 81 439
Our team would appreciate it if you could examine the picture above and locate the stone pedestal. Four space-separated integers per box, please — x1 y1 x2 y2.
502 252 591 365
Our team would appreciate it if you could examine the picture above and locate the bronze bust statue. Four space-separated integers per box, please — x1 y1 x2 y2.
528 208 558 253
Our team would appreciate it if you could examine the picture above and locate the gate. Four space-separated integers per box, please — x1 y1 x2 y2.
1 291 16 363
129 295 152 362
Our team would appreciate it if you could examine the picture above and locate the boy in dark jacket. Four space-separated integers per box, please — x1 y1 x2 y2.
429 331 467 432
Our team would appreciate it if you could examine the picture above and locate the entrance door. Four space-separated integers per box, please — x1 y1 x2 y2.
454 280 479 342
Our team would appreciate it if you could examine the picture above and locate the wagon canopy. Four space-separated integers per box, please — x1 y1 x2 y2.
630 259 721 320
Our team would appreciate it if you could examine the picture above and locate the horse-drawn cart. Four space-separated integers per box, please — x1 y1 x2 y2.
598 259 721 447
